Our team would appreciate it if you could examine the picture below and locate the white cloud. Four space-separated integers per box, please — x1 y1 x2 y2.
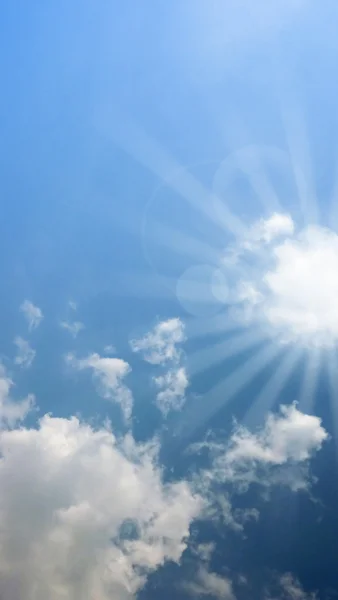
183 567 235 600
266 573 317 600
244 213 295 249
14 337 36 368
20 300 43 331
223 217 338 347
130 318 185 364
191 405 327 519
0 365 34 427
131 318 189 416
154 367 189 416
224 403 327 468
68 300 77 311
0 415 202 600
60 320 85 338
67 353 133 421
191 542 216 563
262 226 338 345
104 344 117 355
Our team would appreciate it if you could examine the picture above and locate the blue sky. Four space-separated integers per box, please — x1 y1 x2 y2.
1 2 338 599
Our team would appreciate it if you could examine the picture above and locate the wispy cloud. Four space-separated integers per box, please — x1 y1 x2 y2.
20 300 43 331
131 318 189 416
67 353 133 421
14 336 36 368
183 567 235 600
154 366 189 416
60 320 84 338
191 404 327 524
130 318 185 364
265 572 317 600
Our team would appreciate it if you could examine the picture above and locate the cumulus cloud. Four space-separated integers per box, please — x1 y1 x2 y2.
14 336 35 368
222 216 338 347
20 300 43 331
183 567 235 600
0 365 34 427
191 404 327 522
243 213 295 249
0 415 202 600
67 353 133 421
262 226 338 345
60 320 85 338
130 318 185 364
154 367 188 416
224 403 327 468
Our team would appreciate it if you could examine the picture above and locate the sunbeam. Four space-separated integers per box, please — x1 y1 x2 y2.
298 347 322 414
178 340 283 442
277 81 319 226
244 346 304 429
325 349 338 451
213 145 283 219
145 219 223 267
186 313 240 340
101 107 247 237
188 327 268 377
329 164 338 232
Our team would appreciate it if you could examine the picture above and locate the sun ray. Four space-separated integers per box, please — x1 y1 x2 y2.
146 219 223 266
277 87 319 226
178 340 283 442
188 328 268 377
102 107 247 237
215 145 283 216
298 347 322 414
244 346 304 429
113 272 178 297
186 313 240 340
328 164 338 232
325 349 338 450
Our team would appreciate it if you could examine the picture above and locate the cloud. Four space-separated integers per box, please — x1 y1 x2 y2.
0 415 202 600
224 403 327 468
154 367 189 416
131 318 189 416
222 217 338 347
191 542 216 563
191 405 327 521
67 353 133 421
0 365 34 427
183 567 235 600
20 300 43 331
266 573 317 600
104 345 117 355
130 318 185 364
60 320 85 338
262 226 338 345
68 300 77 310
14 337 36 368
243 213 295 250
